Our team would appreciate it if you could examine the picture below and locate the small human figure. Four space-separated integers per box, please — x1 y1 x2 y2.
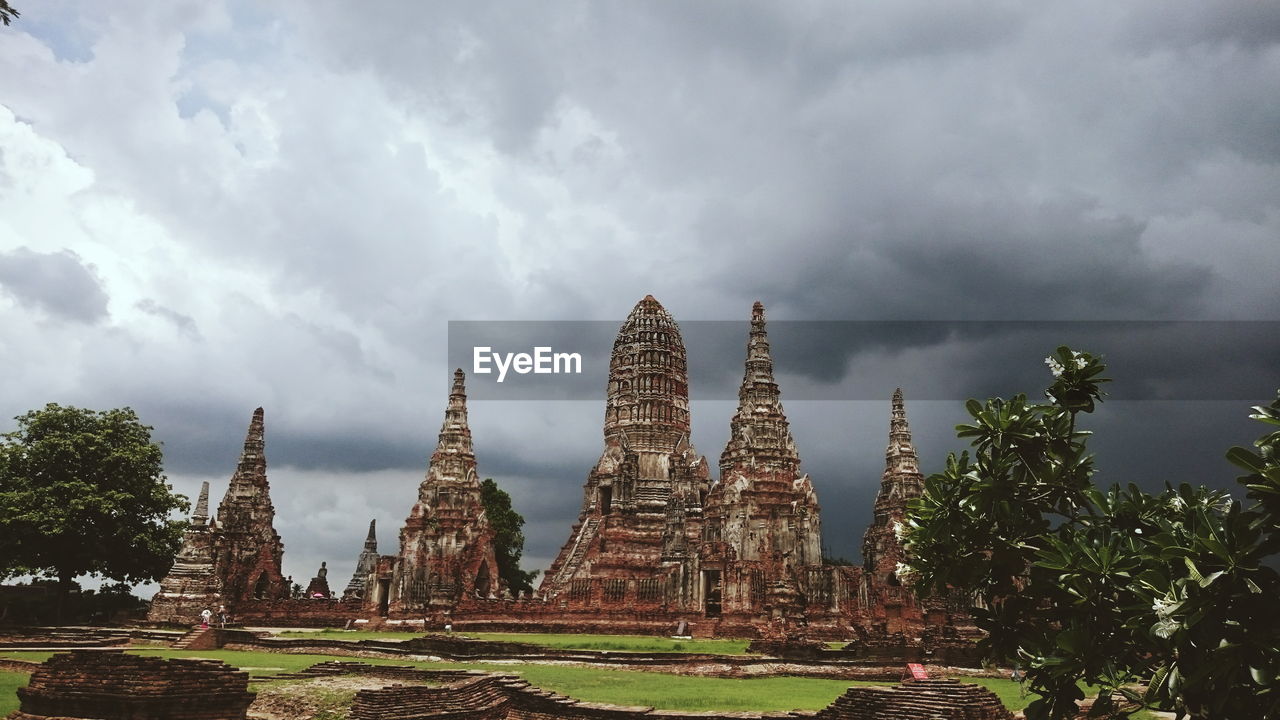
200 608 212 629
217 605 228 628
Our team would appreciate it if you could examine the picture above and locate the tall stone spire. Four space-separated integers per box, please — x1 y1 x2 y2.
706 301 821 576
343 520 379 600
221 408 269 506
214 407 288 603
390 370 502 612
885 388 921 479
719 301 800 476
544 295 710 602
147 481 221 624
862 389 926 584
437 368 474 458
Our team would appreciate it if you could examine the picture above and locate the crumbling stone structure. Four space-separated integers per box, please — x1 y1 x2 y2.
702 302 826 636
10 650 253 720
147 481 221 624
362 369 503 618
542 295 713 612
150 295 973 645
304 562 332 599
340 662 1012 720
861 388 924 589
211 407 289 603
343 520 380 600
858 388 928 634
149 408 289 624
814 678 1013 719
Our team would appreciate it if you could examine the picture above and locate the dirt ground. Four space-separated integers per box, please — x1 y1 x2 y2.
249 675 427 720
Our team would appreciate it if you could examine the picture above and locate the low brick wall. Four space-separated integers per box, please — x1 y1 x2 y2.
0 627 180 648
814 679 1013 720
322 662 1011 720
9 650 253 720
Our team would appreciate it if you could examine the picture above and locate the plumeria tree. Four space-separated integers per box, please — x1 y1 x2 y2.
903 347 1280 720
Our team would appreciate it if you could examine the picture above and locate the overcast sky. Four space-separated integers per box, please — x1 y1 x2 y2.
2 1 1278 596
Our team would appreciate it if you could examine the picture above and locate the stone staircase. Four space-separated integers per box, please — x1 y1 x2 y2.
549 516 600 589
171 626 218 650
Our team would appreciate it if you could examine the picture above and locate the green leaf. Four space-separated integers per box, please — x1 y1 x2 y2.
1226 446 1265 473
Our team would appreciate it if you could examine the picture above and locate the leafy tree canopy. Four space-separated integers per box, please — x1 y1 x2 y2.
0 404 189 595
0 2 18 27
904 347 1280 720
479 478 539 595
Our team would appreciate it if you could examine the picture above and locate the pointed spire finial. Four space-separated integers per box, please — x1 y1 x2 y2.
720 301 797 473
434 368 474 458
245 407 265 456
191 481 210 526
364 519 377 551
223 406 270 503
884 388 921 480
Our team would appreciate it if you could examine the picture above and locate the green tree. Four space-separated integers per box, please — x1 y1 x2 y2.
904 348 1280 720
0 404 189 620
479 478 539 595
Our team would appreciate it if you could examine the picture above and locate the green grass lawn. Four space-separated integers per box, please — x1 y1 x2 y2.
0 671 29 715
275 628 754 654
0 648 1157 717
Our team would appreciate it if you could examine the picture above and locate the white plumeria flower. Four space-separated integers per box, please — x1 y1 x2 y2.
1044 357 1065 377
1152 597 1178 618
893 521 907 540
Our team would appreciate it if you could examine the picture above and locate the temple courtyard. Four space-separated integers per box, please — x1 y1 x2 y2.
0 628 1162 719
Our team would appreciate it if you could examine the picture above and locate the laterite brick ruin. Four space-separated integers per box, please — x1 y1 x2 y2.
9 650 253 720
149 295 972 643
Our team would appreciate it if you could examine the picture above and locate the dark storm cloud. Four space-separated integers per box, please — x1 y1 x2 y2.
0 247 109 323
3 0 1277 577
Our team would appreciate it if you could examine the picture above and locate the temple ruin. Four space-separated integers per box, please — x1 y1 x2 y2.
147 481 220 624
342 520 380 601
151 296 966 642
701 301 826 635
365 368 504 618
148 408 290 625
542 295 713 612
209 407 289 603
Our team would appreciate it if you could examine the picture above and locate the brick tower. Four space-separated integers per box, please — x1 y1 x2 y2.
213 408 289 603
543 295 711 607
387 369 502 614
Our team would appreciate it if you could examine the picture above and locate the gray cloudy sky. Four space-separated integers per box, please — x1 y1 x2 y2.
1 1 1278 595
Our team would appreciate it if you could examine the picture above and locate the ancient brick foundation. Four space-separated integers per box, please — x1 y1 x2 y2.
814 679 1014 719
339 663 1014 720
9 650 253 720
228 597 363 627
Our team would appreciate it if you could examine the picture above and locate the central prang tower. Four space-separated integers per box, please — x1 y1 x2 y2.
543 295 711 606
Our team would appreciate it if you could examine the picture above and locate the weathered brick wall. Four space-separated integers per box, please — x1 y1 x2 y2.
337 662 1010 720
814 678 1013 720
11 650 253 720
230 597 362 626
